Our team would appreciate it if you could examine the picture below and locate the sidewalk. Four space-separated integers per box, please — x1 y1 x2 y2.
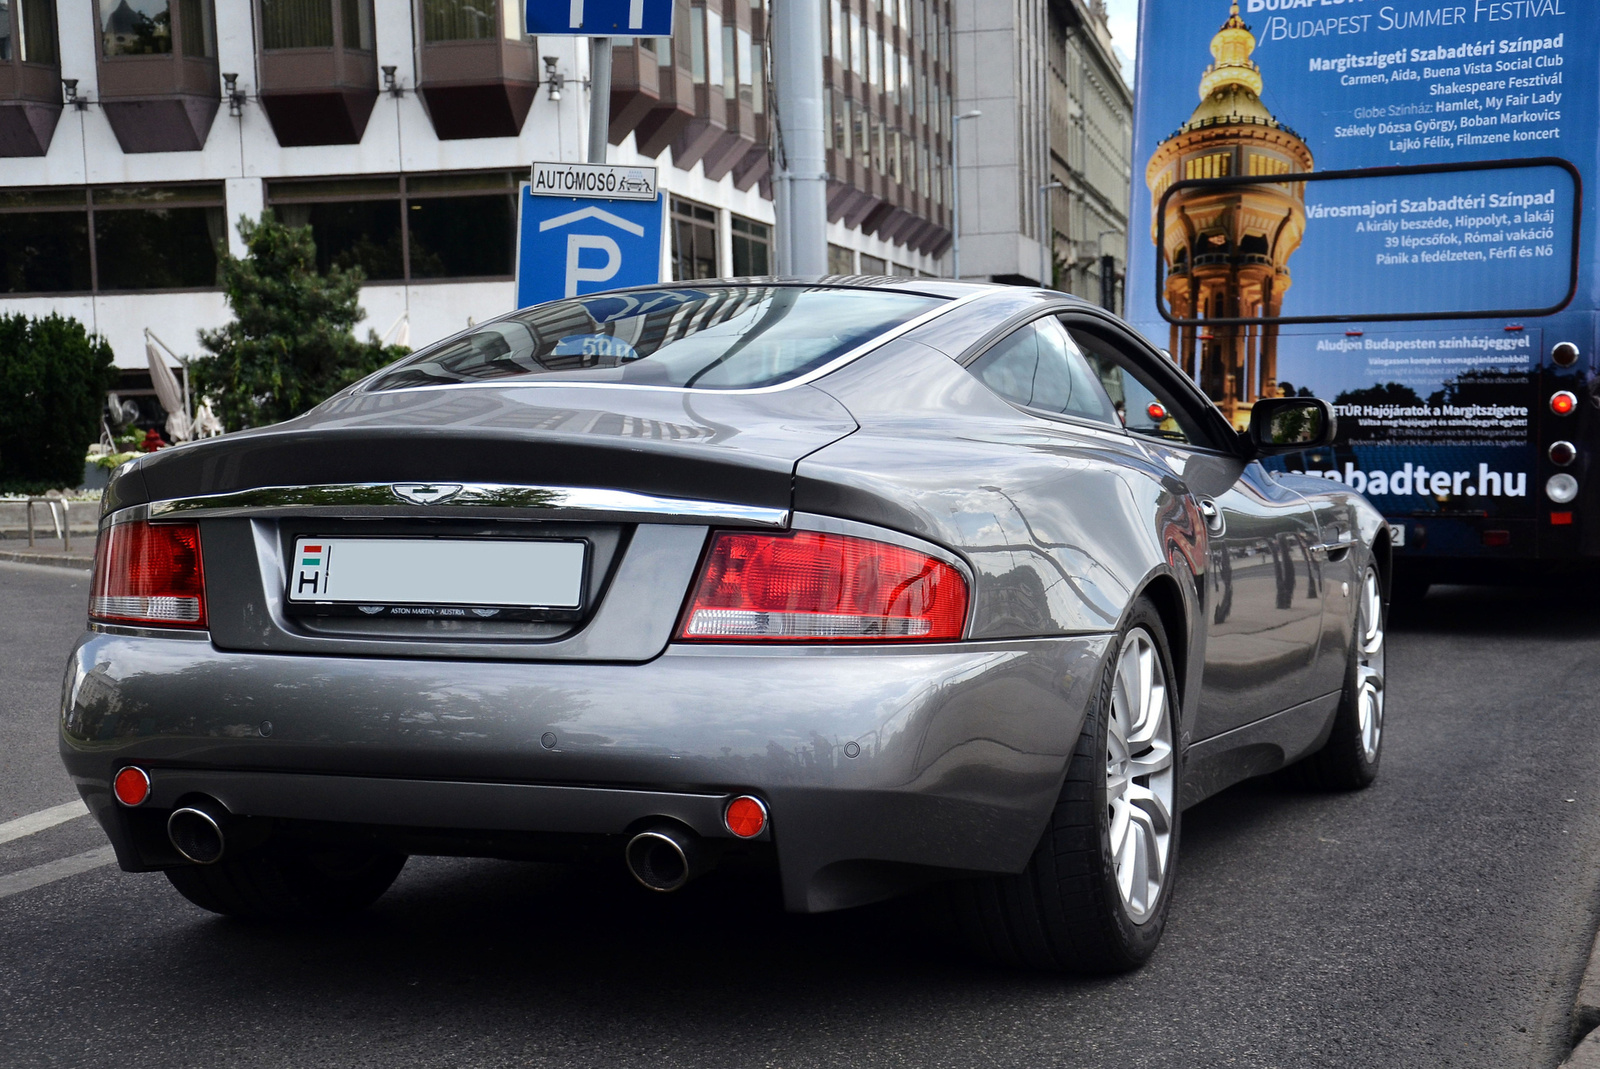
0 544 94 570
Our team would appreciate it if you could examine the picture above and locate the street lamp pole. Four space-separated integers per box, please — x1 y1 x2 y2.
1038 180 1063 289
951 110 982 280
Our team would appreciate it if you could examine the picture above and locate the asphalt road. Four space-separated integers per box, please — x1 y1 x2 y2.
3 557 1599 1069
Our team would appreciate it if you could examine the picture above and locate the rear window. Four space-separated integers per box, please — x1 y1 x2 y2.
365 286 945 391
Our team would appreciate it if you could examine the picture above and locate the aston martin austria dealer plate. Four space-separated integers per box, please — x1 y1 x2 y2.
287 537 587 619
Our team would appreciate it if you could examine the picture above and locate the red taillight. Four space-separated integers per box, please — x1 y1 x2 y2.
113 767 150 806
90 521 207 628
1551 391 1577 416
679 530 968 642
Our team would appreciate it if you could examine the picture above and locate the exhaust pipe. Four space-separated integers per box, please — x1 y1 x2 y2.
624 824 703 892
167 798 230 865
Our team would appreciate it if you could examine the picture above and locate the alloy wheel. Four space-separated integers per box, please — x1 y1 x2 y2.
1105 627 1176 924
1356 569 1386 761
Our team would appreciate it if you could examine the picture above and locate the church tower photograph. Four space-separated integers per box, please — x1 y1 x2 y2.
1145 1 1313 427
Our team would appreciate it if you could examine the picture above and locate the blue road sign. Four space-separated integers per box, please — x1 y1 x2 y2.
525 0 673 37
516 188 663 308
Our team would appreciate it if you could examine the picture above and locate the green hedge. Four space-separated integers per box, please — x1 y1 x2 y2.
0 314 117 494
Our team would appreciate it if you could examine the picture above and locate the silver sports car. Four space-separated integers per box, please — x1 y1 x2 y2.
62 279 1388 973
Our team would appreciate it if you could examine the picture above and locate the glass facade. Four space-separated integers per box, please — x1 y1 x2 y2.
421 0 509 41
259 0 372 52
0 184 223 294
730 215 770 277
99 0 211 57
261 0 333 49
0 0 58 62
101 0 171 55
670 196 717 281
266 171 518 282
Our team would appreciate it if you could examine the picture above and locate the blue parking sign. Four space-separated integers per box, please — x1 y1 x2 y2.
525 0 674 36
516 188 663 308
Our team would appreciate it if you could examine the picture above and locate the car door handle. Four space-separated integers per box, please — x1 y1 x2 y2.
1196 497 1224 534
1310 542 1352 562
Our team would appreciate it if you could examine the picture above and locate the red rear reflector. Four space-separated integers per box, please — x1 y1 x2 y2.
1551 391 1577 416
724 796 767 838
91 521 207 628
680 530 968 642
1551 512 1574 526
1146 402 1168 422
113 767 150 806
1482 530 1511 547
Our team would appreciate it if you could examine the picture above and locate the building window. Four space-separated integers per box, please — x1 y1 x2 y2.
671 196 718 280
737 26 752 106
731 215 770 276
99 0 213 57
689 5 705 80
1185 153 1232 180
266 171 518 283
261 0 371 50
828 243 855 274
860 253 886 274
421 0 513 41
0 183 224 295
101 0 171 54
749 39 762 111
0 189 90 294
1 0 59 62
261 0 332 48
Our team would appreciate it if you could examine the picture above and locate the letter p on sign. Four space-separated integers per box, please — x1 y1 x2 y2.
565 234 621 296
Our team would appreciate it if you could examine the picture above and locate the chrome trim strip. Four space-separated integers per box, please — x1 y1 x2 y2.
116 484 790 528
357 288 993 398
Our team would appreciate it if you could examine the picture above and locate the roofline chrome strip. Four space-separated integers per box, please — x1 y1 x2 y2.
356 287 994 398
113 484 790 529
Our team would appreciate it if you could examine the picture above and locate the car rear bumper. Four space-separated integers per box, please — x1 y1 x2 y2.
61 629 1112 912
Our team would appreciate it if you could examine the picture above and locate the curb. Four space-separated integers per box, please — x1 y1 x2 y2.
1564 1031 1600 1069
1566 931 1600 1067
0 549 93 571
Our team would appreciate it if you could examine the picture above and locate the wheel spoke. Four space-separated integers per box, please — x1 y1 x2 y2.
1127 737 1173 778
1102 626 1177 924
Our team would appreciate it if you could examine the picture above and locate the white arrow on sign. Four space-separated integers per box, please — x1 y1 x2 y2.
538 205 647 237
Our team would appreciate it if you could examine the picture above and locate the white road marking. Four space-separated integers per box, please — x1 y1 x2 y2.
0 800 90 846
0 846 117 900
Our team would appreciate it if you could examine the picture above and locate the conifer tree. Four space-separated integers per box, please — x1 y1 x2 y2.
192 212 408 430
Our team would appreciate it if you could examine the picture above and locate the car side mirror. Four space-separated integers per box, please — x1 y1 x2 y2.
1247 397 1337 456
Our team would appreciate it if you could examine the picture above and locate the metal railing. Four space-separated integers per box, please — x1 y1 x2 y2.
25 498 70 552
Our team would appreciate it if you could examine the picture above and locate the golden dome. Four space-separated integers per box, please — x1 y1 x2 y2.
1184 2 1274 130
1199 2 1262 98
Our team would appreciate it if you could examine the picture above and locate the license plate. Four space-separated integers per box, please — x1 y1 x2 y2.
287 537 586 619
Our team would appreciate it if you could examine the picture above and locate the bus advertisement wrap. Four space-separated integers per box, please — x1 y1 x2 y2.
1126 0 1596 546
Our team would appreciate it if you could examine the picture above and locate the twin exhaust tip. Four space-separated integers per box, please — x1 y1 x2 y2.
624 795 769 893
167 800 228 865
625 825 700 892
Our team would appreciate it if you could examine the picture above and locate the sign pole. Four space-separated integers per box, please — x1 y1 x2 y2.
770 0 827 275
588 37 612 164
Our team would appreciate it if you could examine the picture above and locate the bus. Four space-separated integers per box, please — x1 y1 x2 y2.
1125 0 1592 595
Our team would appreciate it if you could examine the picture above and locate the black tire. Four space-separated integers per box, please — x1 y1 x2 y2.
950 599 1181 973
165 841 407 921
1286 562 1386 791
